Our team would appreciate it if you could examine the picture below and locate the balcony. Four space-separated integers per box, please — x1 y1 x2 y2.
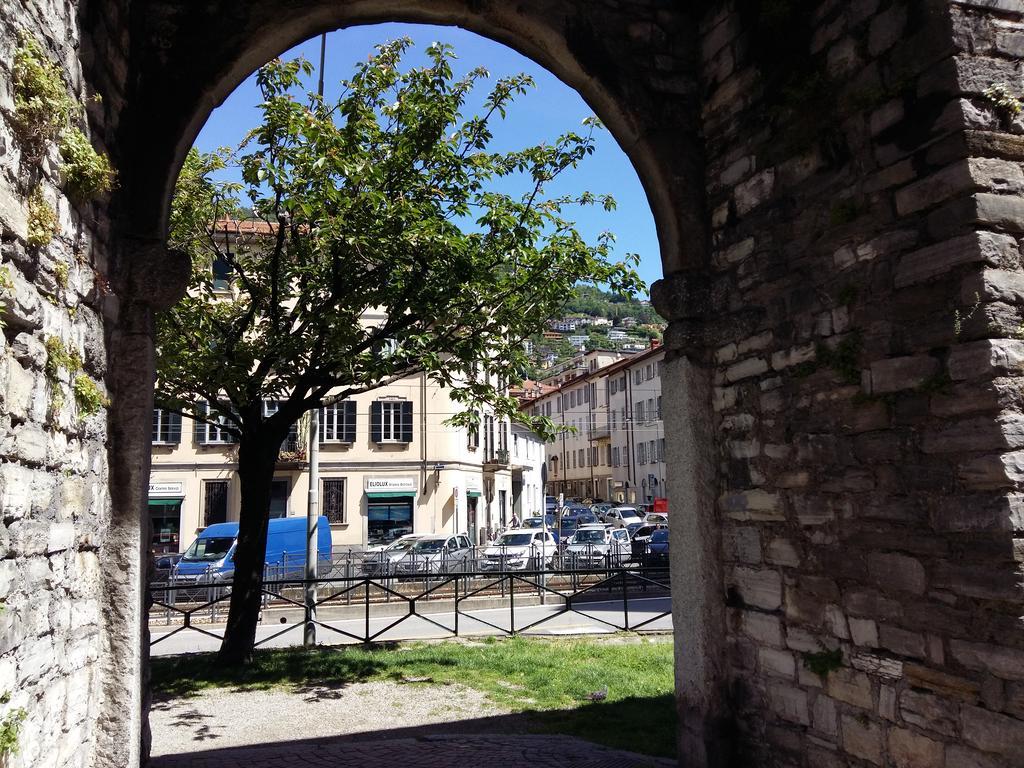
277 438 308 467
483 448 510 471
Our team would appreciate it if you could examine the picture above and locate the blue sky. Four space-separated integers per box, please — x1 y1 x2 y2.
194 23 662 290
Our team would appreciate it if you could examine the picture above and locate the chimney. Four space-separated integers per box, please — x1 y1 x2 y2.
650 338 661 349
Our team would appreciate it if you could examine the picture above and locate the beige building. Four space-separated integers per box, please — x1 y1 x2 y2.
524 349 632 501
605 344 667 504
149 375 546 553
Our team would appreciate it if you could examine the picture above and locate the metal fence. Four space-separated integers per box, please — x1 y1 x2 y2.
148 561 672 650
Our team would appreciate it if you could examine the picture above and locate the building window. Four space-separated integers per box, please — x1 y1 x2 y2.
212 254 232 290
649 440 656 463
269 479 289 518
658 438 666 461
371 400 413 443
634 370 642 385
636 402 645 423
203 480 228 526
611 379 617 395
264 400 300 452
572 452 577 469
645 364 653 380
579 448 585 467
152 409 182 444
194 401 237 445
613 446 620 466
323 478 345 523
611 411 616 431
570 390 576 408
647 398 655 421
322 401 357 443
657 396 662 420
606 445 613 465
638 442 647 465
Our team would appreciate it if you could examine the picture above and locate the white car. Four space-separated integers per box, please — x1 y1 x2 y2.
564 525 631 567
603 506 642 528
481 529 557 571
393 534 473 575
360 534 424 577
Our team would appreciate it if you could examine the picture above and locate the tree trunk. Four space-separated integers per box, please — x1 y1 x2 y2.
217 433 280 665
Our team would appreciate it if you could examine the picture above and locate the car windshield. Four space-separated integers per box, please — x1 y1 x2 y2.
522 518 543 528
182 536 233 562
559 519 577 531
575 529 606 544
651 530 669 542
411 539 446 553
496 534 533 547
386 538 419 552
617 509 640 518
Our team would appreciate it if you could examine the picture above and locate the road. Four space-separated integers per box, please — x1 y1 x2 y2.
149 595 673 655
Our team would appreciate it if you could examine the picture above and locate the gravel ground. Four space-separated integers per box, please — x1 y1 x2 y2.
151 680 516 756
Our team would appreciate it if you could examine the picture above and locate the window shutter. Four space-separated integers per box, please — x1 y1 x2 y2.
370 402 383 443
343 401 356 443
400 401 413 443
194 401 208 443
168 412 182 444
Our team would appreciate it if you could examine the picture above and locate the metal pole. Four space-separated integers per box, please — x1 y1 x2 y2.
317 33 326 98
304 407 319 647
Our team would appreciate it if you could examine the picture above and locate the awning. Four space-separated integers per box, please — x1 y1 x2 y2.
147 497 183 507
366 491 416 499
466 491 482 498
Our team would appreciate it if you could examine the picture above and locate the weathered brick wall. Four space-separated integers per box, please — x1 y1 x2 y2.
682 0 1024 764
0 3 129 767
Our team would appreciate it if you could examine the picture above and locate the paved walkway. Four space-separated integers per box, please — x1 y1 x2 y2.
151 733 675 768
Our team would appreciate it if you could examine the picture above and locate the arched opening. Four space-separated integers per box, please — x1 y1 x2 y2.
122 15 717 767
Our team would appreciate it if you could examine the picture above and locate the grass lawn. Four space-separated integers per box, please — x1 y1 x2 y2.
150 635 677 758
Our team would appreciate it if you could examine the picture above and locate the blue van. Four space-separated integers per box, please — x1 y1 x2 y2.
173 516 332 582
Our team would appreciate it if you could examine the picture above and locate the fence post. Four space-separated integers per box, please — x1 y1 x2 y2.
454 575 459 637
622 569 630 631
509 575 515 635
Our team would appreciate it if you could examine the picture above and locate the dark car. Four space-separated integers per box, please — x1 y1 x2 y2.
647 529 669 564
154 552 183 570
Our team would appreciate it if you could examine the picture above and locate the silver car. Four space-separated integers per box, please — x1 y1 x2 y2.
393 534 473 575
603 506 642 528
360 534 424 577
564 525 631 568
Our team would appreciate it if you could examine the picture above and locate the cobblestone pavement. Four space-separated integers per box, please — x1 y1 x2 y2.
150 733 676 768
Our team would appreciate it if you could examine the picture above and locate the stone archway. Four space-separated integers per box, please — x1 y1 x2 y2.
3 1 1024 767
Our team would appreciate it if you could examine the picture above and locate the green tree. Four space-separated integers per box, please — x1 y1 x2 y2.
159 39 642 664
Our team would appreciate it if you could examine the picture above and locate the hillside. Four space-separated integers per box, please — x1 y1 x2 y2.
524 286 665 377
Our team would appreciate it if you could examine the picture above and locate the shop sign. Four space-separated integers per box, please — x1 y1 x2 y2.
465 475 481 494
364 476 417 493
148 481 183 497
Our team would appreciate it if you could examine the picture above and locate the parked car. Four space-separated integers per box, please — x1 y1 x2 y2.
564 525 631 568
573 512 600 526
481 529 558 571
394 534 473 575
647 529 670 563
603 506 642 528
360 533 424 577
591 502 613 518
522 515 560 543
172 516 332 583
630 524 666 545
153 552 183 570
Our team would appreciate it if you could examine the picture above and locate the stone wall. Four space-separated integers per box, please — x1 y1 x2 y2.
2 0 1022 766
0 2 129 767
655 0 1024 764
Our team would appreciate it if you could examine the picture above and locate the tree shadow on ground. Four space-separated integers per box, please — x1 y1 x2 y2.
149 700 677 767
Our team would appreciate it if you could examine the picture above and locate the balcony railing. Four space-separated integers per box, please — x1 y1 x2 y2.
277 438 307 465
483 448 510 469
